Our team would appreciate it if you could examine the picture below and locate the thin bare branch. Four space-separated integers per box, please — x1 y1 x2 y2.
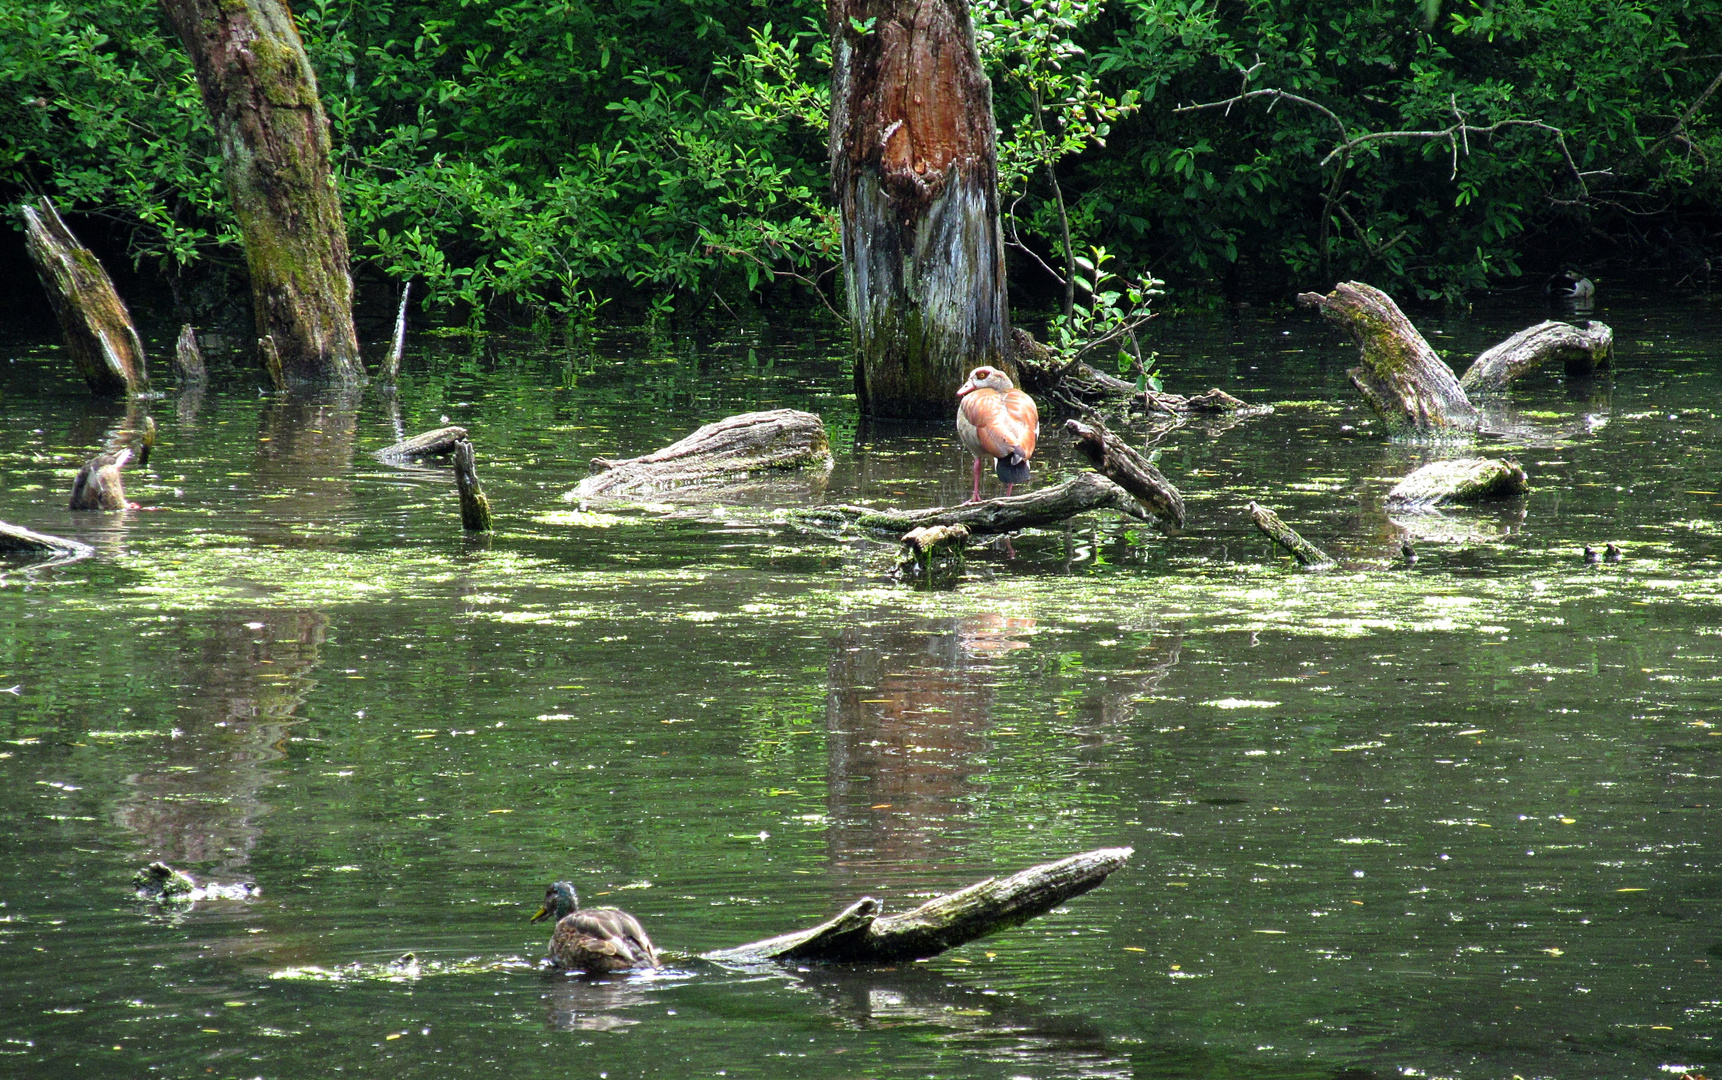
1174 88 1348 144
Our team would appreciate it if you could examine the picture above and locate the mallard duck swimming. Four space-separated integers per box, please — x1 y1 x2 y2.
1583 544 1601 564
531 881 659 974
1545 270 1594 300
1604 542 1622 563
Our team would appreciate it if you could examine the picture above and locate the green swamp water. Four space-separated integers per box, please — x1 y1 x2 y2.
0 297 1717 1079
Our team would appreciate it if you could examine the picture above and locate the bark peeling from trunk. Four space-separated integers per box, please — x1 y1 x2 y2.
831 0 1010 419
160 0 361 390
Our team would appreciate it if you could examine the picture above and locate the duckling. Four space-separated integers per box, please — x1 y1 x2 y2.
1545 270 1594 301
1604 542 1622 563
1583 544 1601 564
531 881 659 974
1400 539 1418 565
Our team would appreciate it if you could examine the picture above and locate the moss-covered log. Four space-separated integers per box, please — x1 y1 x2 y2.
160 0 361 390
704 847 1132 963
894 523 969 588
1297 282 1477 436
572 410 831 499
1247 501 1335 569
451 439 493 533
831 0 1011 419
1063 418 1185 528
797 472 1147 536
376 425 469 462
1387 458 1528 507
20 198 148 395
1458 320 1614 394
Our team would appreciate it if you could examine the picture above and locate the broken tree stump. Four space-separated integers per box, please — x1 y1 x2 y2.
571 410 832 499
703 847 1133 964
1458 320 1614 394
381 281 411 384
375 425 468 462
0 521 94 561
894 523 969 589
1297 282 1477 436
1063 418 1186 528
173 324 207 385
1247 501 1335 568
1387 458 1528 508
451 439 493 533
798 472 1148 537
20 197 148 395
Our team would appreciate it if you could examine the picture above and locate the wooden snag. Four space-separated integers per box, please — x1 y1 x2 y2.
174 324 208 384
381 281 411 383
1012 330 1269 418
1246 501 1335 569
1297 282 1478 436
20 197 148 395
704 847 1133 964
572 410 832 499
0 521 94 561
799 472 1148 537
1063 418 1186 528
376 426 469 462
1387 458 1528 507
452 439 493 533
1458 320 1614 394
895 523 969 589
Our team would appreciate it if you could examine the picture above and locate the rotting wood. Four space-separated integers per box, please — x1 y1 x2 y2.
258 334 285 392
160 0 362 390
1247 501 1335 569
20 197 148 395
174 324 207 384
69 448 134 511
1459 320 1613 394
895 523 969 589
451 439 493 533
1011 330 1268 419
1387 458 1528 507
796 472 1148 537
1063 418 1185 528
0 521 93 561
704 847 1132 964
376 426 469 462
381 281 411 384
571 410 831 499
1297 282 1478 436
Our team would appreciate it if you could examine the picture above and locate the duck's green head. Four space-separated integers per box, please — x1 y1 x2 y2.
530 881 579 924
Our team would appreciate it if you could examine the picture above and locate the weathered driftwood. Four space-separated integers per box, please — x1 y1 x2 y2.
0 521 93 560
1387 458 1528 507
381 281 411 383
800 472 1148 537
20 198 148 395
69 448 133 511
174 324 207 384
1063 418 1186 528
376 425 469 462
452 439 493 533
572 410 831 499
1013 330 1268 419
1458 320 1613 394
258 334 285 392
704 847 1133 964
1247 501 1335 569
895 523 969 589
1298 282 1478 436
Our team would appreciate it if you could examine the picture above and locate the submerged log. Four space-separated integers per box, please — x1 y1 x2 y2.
1459 320 1613 394
160 0 362 390
173 324 207 384
69 448 134 511
799 472 1148 537
572 410 831 499
704 847 1132 964
1013 330 1268 419
1387 457 1528 507
20 198 148 395
1063 418 1185 528
895 523 969 589
1297 282 1478 436
376 425 469 462
831 0 1012 419
451 439 493 533
1246 501 1334 568
0 521 94 560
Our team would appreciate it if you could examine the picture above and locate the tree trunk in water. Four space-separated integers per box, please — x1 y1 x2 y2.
830 0 1011 419
21 198 148 395
159 0 361 391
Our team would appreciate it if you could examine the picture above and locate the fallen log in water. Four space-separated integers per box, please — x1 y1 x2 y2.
796 473 1149 537
1063 418 1186 528
452 439 493 533
1459 320 1613 394
0 521 94 561
571 410 831 500
703 847 1133 964
894 523 969 589
21 197 149 395
376 425 469 462
1247 501 1335 568
1387 458 1528 507
1012 330 1268 418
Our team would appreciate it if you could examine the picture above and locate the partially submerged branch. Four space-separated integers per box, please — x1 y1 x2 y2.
1247 501 1335 568
1459 320 1613 394
1387 458 1528 507
451 439 494 533
1063 418 1185 528
704 847 1133 964
571 410 831 500
796 473 1148 537
376 426 469 462
1012 330 1268 419
0 522 93 562
894 523 969 589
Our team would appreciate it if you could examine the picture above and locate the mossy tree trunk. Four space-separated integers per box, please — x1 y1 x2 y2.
830 0 1011 420
21 198 148 395
159 0 361 391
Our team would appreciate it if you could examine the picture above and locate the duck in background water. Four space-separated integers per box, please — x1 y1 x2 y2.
1546 270 1595 306
531 881 660 974
956 366 1039 503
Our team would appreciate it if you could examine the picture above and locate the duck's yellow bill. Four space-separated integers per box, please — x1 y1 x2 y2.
530 905 549 923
